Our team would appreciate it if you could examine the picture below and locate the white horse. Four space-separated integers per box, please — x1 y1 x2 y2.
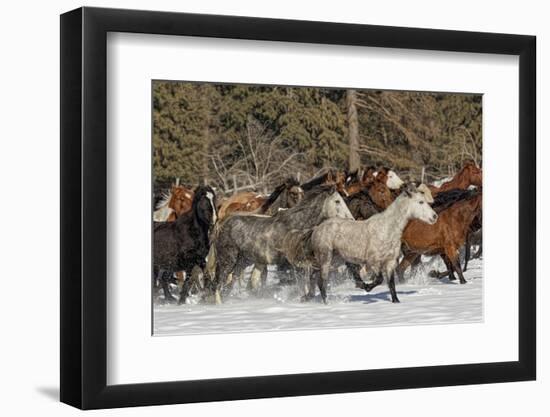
374 168 405 190
309 183 437 303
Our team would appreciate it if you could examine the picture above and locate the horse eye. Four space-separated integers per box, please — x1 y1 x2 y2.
335 200 341 204
419 201 424 205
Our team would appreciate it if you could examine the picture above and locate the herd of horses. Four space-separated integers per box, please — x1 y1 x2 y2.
153 161 483 305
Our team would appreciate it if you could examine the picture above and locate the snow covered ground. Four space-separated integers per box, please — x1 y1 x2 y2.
153 257 482 336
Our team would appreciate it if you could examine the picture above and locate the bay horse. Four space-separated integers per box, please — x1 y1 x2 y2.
153 184 194 222
208 186 353 303
396 189 482 284
153 186 217 304
305 184 437 303
428 160 482 196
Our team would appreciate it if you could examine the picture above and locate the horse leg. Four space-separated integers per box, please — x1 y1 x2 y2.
463 233 471 272
444 247 467 284
474 245 482 259
365 272 384 292
260 264 268 288
301 269 317 302
429 255 455 280
178 268 194 305
249 265 262 291
396 252 417 283
449 253 467 284
318 265 330 304
212 250 239 304
346 262 367 290
387 271 400 303
226 260 246 298
160 270 177 304
441 254 457 281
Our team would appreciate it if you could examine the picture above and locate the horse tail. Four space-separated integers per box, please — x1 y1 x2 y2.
205 222 223 279
283 228 315 267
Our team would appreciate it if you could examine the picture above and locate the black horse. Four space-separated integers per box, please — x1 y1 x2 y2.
153 185 217 304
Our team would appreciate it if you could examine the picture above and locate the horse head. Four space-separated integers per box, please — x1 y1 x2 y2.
368 177 394 209
286 184 304 208
193 185 218 227
402 183 438 225
376 167 405 190
463 160 482 187
416 183 434 204
170 185 194 216
321 186 354 220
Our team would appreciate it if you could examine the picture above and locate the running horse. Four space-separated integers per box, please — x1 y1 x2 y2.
299 183 437 303
208 186 353 303
396 189 482 285
428 160 482 196
153 186 217 304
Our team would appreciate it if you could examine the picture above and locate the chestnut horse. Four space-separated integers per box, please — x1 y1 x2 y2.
153 184 194 222
396 190 482 284
217 191 264 220
428 160 482 196
345 166 377 195
217 177 304 220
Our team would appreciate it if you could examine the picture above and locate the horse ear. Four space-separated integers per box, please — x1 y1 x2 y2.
404 183 416 197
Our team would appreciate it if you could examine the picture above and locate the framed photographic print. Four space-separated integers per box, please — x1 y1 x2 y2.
60 6 536 410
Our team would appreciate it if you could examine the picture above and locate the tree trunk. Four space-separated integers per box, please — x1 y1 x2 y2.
346 89 360 172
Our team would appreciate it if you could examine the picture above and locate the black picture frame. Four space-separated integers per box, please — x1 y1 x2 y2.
60 6 536 410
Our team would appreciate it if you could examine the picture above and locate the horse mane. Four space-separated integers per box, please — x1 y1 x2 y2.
155 190 172 210
345 169 360 184
432 188 479 213
301 172 329 191
257 177 300 214
276 185 336 220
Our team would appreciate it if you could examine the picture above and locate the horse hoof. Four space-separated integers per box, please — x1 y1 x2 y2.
460 280 467 285
428 270 439 278
164 296 178 304
391 298 400 303
355 282 367 290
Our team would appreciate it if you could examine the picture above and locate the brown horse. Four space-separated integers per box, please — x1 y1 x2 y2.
345 166 377 195
367 177 394 209
166 185 194 221
217 191 264 220
428 160 482 196
217 178 304 220
396 190 482 284
153 184 194 222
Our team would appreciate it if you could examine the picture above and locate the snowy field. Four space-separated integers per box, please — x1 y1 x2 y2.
153 257 483 336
